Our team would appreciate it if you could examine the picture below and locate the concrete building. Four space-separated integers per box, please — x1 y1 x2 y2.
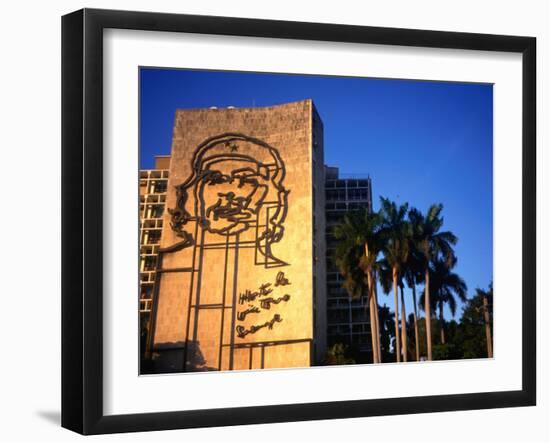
146 100 327 373
139 155 170 339
324 166 373 359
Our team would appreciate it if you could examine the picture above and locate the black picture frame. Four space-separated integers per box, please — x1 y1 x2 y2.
61 8 536 435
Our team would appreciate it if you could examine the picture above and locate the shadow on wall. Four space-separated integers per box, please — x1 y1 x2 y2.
141 341 217 374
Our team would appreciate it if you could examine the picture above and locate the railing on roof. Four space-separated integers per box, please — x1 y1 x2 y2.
334 173 371 179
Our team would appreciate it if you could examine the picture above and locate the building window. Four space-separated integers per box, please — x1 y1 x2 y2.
348 188 370 201
142 256 157 271
154 181 167 193
325 189 346 201
149 204 164 218
146 230 161 245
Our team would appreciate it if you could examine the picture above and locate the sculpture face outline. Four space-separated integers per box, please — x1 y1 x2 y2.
166 133 290 267
198 159 270 235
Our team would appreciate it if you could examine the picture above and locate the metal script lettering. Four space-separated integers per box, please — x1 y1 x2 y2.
274 271 291 286
238 283 273 305
260 294 291 309
237 306 261 321
236 314 283 338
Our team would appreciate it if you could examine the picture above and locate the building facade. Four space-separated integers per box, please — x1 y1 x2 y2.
146 100 327 373
324 166 373 360
139 155 170 349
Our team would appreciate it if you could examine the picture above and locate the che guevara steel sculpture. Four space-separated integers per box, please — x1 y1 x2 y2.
166 133 289 267
159 133 292 371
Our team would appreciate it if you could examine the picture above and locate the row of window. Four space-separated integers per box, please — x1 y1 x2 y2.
325 201 371 212
140 272 156 284
140 170 169 180
140 203 165 219
325 188 371 202
140 179 168 194
140 244 160 255
328 311 369 323
327 298 369 309
328 323 371 336
325 179 370 189
140 194 166 204
140 230 161 245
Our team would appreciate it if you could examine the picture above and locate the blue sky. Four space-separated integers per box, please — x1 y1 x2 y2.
140 68 493 320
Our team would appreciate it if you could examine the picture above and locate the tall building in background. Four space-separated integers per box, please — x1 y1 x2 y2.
139 155 170 347
324 166 373 360
147 100 327 373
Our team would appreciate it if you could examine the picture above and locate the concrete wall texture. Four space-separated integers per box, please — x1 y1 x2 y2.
151 100 326 372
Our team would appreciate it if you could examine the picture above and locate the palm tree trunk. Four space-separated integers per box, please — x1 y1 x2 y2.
373 291 381 363
412 284 420 361
373 272 382 362
367 270 380 364
364 243 380 364
368 293 378 363
425 268 433 361
483 294 493 358
400 286 408 362
439 302 445 345
392 267 401 363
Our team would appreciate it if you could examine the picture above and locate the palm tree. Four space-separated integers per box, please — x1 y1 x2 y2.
408 205 457 360
403 250 423 361
333 209 384 363
377 304 396 361
420 257 467 345
379 262 410 362
378 258 397 360
399 282 408 361
477 284 493 358
371 269 383 361
380 198 410 363
402 214 425 362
